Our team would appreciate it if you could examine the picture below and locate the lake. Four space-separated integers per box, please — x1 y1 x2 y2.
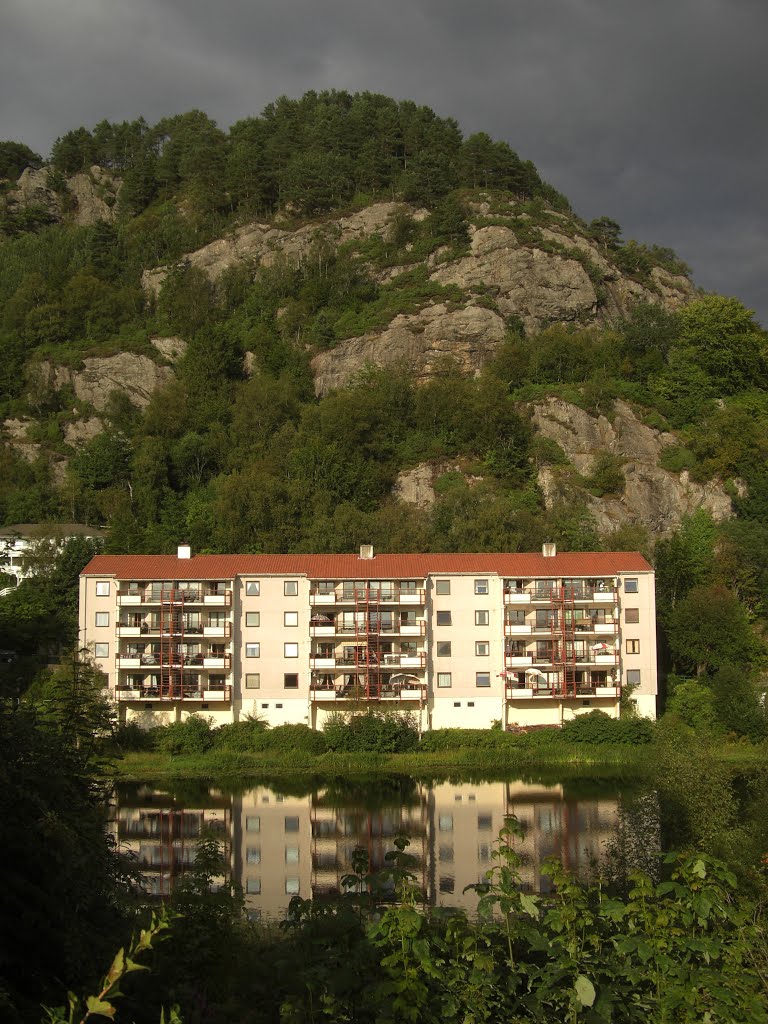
114 773 661 919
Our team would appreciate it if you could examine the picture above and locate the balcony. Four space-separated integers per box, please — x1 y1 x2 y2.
117 591 143 606
116 625 142 637
504 590 531 605
400 620 427 636
115 684 232 703
203 654 231 670
203 622 231 638
310 657 337 670
506 655 533 667
310 622 336 637
116 656 142 669
203 590 231 607
504 623 532 636
310 590 337 606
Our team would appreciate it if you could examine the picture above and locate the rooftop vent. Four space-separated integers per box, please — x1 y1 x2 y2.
359 544 374 560
177 544 192 559
542 542 557 558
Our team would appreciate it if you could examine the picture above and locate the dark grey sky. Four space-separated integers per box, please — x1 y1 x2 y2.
2 0 766 324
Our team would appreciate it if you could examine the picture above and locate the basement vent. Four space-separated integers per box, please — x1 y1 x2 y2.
177 544 192 559
542 542 557 558
359 544 374 560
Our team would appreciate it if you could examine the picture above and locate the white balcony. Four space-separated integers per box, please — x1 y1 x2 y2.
505 624 532 635
595 653 617 665
203 689 231 702
310 624 336 637
399 592 423 605
116 689 142 700
399 687 424 699
117 593 142 606
203 625 227 638
400 655 424 669
310 593 336 605
504 592 531 605
595 686 619 696
311 657 336 670
592 591 615 602
506 656 533 667
400 623 424 636
117 657 142 669
204 594 228 606
507 687 534 698
116 625 141 637
312 689 337 701
594 623 617 634
203 657 228 669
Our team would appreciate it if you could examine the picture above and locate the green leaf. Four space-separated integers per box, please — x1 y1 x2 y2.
574 976 596 1008
85 995 116 1018
692 859 707 878
519 892 540 919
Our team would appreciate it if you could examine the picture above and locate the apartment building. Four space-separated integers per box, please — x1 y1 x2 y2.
79 544 657 729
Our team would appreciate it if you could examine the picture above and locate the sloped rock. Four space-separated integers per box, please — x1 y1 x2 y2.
151 336 188 363
67 166 120 225
36 354 174 411
63 418 104 446
2 417 40 462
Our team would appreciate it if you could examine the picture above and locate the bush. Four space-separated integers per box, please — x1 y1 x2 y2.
323 709 419 753
261 723 328 754
560 710 654 745
109 721 158 753
213 716 269 752
155 715 215 755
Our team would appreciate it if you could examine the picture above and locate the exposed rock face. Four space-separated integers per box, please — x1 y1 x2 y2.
8 165 120 226
2 417 40 462
8 168 61 218
311 303 507 397
393 462 484 507
530 397 735 534
150 336 188 363
63 418 104 446
36 354 174 411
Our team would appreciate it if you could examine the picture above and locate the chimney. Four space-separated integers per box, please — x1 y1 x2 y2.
359 544 374 560
542 542 557 558
177 544 192 559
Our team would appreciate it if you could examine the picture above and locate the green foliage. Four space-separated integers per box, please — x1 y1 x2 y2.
0 140 43 180
583 451 625 496
155 714 215 755
665 677 723 733
560 710 654 745
323 708 420 752
667 584 763 675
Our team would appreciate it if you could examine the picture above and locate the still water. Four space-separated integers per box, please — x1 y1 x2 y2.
114 775 658 920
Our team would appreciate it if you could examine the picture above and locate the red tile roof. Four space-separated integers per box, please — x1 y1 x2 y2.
81 551 652 580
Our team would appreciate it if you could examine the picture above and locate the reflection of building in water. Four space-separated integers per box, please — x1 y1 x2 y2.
116 785 230 896
115 780 619 917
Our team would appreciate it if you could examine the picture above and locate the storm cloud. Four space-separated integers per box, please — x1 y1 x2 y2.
2 0 766 322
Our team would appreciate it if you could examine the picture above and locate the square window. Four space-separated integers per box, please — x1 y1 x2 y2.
476 672 491 688
246 581 260 596
246 878 261 895
478 842 491 862
439 876 455 894
475 610 489 626
285 846 300 864
475 641 490 657
284 643 299 658
94 642 109 658
436 641 452 657
478 814 493 831
435 579 451 595
95 611 109 627
246 847 261 864
624 578 638 594
95 581 110 596
246 612 260 627
284 816 300 832
474 579 489 595
284 674 299 689
284 580 298 597
245 673 260 689
285 877 300 895
284 611 298 627
436 610 452 626
438 814 454 832
626 670 641 685
626 639 640 654
439 844 454 862
246 816 260 832
246 643 260 658
437 672 452 688
625 608 640 623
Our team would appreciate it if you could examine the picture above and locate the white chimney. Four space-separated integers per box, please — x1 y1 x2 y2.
177 544 192 559
359 544 374 560
542 542 557 558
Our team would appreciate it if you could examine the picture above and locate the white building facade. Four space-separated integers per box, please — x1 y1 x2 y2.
79 545 657 730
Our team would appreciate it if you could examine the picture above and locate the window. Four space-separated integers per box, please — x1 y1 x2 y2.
624 578 638 594
437 672 452 688
246 643 260 658
246 847 261 865
626 670 641 685
245 673 260 689
478 842 491 862
95 581 110 596
285 878 300 895
476 672 491 688
536 609 556 627
246 878 261 895
284 816 300 832
246 612 260 627
95 612 109 627
435 579 451 595
475 610 489 626
284 643 299 658
436 610 452 626
246 581 260 596
438 814 454 832
625 608 640 624
94 643 109 658
284 673 299 689
475 641 490 657
439 844 454 863
246 816 260 832
284 580 298 596
439 876 455 894
436 641 452 657
478 814 493 831
474 578 489 595
626 639 640 654
285 846 300 864
284 611 298 627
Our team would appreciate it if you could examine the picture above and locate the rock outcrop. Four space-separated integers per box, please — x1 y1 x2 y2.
8 165 120 226
36 353 174 411
529 397 735 534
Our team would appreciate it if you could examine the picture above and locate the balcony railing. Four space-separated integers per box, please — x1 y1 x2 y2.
310 586 426 605
309 619 427 636
310 680 426 700
115 683 232 702
310 653 426 670
116 587 232 606
505 683 619 700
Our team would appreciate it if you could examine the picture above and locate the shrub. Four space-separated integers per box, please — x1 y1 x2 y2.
560 710 654 745
109 721 158 753
323 709 419 753
213 716 269 752
155 715 214 755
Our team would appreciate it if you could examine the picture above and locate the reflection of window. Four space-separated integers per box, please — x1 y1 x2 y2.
437 672 452 688
284 673 299 689
246 878 261 894
476 672 491 688
475 642 489 657
246 816 260 832
474 579 489 595
246 644 260 658
439 844 454 862
438 814 454 832
285 816 300 832
624 578 638 594
246 612 260 627
284 643 299 658
475 610 489 626
626 639 640 654
95 581 110 596
94 643 109 658
478 842 491 862
95 612 109 627
436 611 452 626
625 608 639 623
439 876 455 894
435 579 450 595
245 673 260 689
626 670 641 685
284 581 298 596
284 611 298 627
246 847 261 864
285 846 299 864
478 814 493 831
285 877 300 895
436 642 451 657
